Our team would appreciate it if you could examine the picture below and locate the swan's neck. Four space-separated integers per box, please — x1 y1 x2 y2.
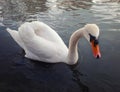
67 28 84 65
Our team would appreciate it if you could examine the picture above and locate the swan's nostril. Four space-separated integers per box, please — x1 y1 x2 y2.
96 55 100 59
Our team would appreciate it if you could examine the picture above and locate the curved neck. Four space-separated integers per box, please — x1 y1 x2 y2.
67 28 84 65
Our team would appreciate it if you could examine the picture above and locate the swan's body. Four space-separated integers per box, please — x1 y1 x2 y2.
7 21 101 65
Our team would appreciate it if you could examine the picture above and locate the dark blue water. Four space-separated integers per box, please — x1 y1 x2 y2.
0 0 120 92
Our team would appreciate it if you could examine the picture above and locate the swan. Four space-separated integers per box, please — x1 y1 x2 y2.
6 21 101 65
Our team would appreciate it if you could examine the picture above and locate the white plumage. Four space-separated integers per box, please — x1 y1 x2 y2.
7 21 100 65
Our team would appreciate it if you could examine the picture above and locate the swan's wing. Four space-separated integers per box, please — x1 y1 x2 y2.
18 23 57 61
24 36 59 62
29 21 65 44
6 28 26 49
18 23 68 62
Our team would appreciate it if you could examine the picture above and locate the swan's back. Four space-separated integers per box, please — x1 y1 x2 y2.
17 21 68 63
23 21 65 44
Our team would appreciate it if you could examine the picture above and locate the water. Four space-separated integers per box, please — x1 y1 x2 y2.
0 0 120 92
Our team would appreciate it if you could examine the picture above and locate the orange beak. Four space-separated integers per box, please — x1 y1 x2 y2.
90 41 101 59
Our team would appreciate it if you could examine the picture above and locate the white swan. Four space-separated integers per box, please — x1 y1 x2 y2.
6 21 101 65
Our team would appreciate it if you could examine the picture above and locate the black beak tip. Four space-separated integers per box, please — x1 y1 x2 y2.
96 55 100 59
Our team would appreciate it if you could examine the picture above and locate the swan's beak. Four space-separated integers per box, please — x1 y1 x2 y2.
90 41 101 59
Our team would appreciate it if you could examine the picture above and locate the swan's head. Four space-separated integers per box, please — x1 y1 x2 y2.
83 24 101 59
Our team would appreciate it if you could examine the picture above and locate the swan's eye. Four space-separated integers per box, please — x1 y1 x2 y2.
94 39 99 46
89 34 99 46
89 34 96 42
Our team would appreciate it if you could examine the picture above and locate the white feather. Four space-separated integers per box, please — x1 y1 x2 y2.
6 21 100 65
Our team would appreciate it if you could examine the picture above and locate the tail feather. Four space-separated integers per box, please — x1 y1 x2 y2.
6 28 25 49
6 28 14 34
6 28 19 40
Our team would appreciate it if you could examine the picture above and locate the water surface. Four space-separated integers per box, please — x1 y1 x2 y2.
0 0 120 92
